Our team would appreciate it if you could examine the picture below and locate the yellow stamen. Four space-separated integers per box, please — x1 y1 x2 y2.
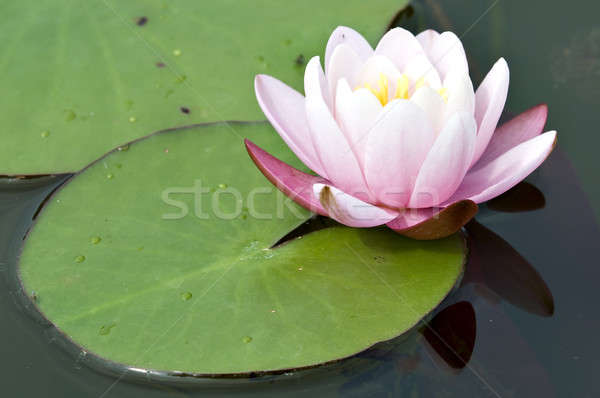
394 74 409 100
437 87 449 102
354 74 450 104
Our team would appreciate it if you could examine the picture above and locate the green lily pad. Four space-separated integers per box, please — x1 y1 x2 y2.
0 0 406 175
18 122 465 375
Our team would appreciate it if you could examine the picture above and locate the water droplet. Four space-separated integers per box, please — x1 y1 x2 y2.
99 322 116 336
91 236 101 245
270 309 276 313
263 250 274 259
117 144 130 152
164 148 169 153
31 291 38 301
173 49 182 56
297 266 303 271
242 336 252 344
218 183 227 189
65 109 77 121
175 75 187 83
41 130 50 138
74 255 86 263
128 116 137 123
181 292 192 301
106 173 114 179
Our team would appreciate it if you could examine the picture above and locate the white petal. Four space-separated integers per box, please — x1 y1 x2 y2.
304 56 333 111
410 86 446 134
426 31 469 79
375 27 426 71
409 112 477 208
416 29 440 53
326 44 363 106
335 79 383 167
443 69 475 122
313 183 399 227
325 26 373 74
364 100 436 208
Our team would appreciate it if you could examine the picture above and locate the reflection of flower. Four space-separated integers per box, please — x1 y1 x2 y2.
246 26 557 239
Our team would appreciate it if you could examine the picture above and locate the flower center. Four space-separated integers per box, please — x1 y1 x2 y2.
355 73 448 106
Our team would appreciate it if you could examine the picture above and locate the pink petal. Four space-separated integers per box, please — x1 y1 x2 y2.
313 183 399 227
443 69 475 122
475 104 548 168
304 57 371 201
325 26 373 75
416 29 440 54
409 112 477 208
335 79 383 167
445 131 557 204
410 86 446 134
426 32 469 80
244 139 327 215
356 55 402 90
387 200 478 240
326 44 363 105
403 54 442 90
364 100 436 208
375 27 426 71
472 58 510 166
255 75 326 177
304 56 333 111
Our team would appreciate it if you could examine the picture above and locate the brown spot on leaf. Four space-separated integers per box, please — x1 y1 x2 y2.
180 107 190 114
136 16 148 26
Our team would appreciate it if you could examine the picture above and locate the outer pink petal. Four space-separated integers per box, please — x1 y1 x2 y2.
304 57 371 201
326 44 363 106
409 112 477 208
364 100 436 208
416 29 440 54
426 32 469 80
387 200 478 240
375 27 426 71
445 131 557 204
244 139 327 215
475 104 548 168
472 58 510 166
313 183 399 227
255 74 326 177
325 26 373 75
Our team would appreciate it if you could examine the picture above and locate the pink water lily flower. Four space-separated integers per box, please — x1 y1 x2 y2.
245 26 557 239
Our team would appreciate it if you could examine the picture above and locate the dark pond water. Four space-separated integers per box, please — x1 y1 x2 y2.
2 0 600 396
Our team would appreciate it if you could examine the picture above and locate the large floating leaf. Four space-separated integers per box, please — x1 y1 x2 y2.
19 122 465 375
0 0 406 175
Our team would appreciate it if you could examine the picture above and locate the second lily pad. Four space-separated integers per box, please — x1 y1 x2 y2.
0 0 406 175
18 122 465 375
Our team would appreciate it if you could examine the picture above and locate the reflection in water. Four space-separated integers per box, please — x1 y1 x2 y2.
486 181 546 213
422 301 476 370
464 220 554 317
